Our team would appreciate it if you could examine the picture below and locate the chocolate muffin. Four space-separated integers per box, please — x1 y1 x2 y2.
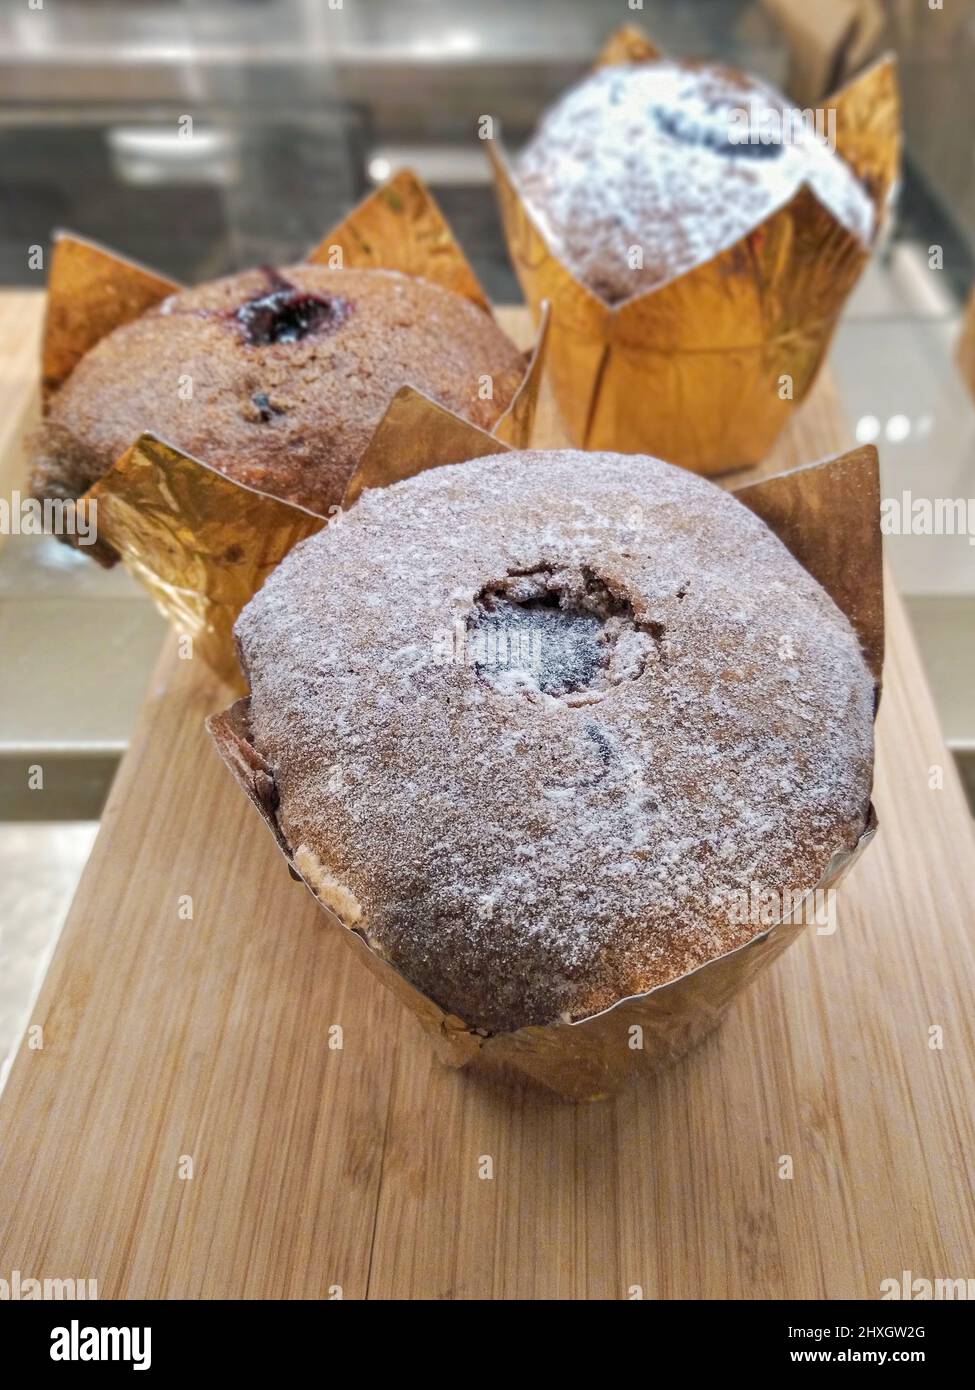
516 61 875 303
234 450 875 1034
29 265 525 517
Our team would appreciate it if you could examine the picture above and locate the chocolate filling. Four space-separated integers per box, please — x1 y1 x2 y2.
467 566 662 700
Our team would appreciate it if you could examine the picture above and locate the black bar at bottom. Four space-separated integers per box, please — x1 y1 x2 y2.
0 1297 968 1372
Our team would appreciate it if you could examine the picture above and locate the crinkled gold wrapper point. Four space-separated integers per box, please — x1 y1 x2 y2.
489 24 901 473
209 437 883 1101
40 173 549 685
78 436 327 686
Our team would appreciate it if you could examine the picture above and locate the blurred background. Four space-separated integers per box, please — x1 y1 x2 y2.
1 0 974 1081
4 0 975 296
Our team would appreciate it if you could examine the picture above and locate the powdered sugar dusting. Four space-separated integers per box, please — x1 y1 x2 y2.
236 450 875 1032
516 62 875 303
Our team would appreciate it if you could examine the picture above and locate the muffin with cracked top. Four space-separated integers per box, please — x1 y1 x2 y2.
29 264 526 522
232 449 875 1034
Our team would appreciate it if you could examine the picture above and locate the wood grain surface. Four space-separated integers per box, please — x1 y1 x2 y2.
0 298 973 1300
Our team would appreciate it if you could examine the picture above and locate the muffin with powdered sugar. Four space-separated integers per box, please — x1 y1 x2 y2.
515 61 875 303
232 450 875 1034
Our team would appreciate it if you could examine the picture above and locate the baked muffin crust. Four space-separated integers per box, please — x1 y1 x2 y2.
236 451 875 1033
516 61 875 303
30 265 524 517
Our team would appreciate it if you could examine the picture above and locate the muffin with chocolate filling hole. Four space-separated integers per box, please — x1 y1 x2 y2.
234 449 875 1034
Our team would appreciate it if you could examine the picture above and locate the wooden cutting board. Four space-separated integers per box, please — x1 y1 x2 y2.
1 300 973 1300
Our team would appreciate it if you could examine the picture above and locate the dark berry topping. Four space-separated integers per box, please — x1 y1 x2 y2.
251 391 283 422
235 268 352 346
652 105 785 160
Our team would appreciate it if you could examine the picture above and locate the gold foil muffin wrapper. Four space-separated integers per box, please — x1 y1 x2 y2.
342 386 511 508
209 443 883 1101
593 24 662 67
80 434 326 689
489 25 900 473
42 233 180 403
734 443 883 683
306 168 492 312
486 300 550 446
831 52 902 217
39 174 548 682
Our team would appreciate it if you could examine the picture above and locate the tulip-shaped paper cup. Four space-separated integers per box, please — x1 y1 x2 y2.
208 423 882 1102
32 171 549 686
488 23 900 474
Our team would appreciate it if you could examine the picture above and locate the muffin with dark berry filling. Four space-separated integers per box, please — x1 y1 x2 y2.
29 264 526 521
